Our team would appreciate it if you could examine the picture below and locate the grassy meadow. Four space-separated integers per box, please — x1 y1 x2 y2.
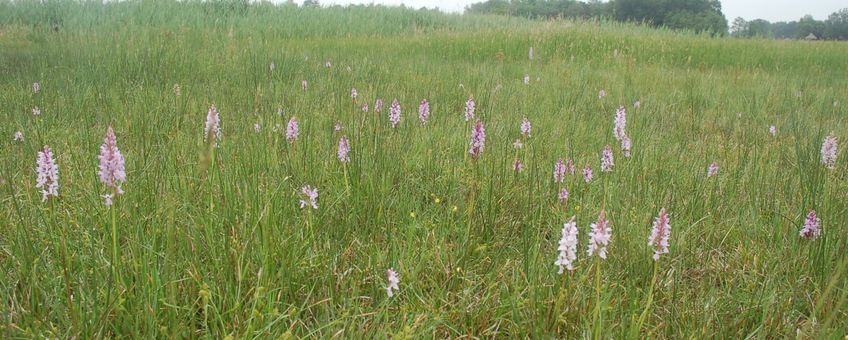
1 1 847 338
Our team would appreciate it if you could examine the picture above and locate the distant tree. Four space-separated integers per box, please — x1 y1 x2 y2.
613 0 662 24
466 0 728 35
614 0 727 35
825 8 848 40
747 19 770 37
302 0 320 8
769 21 799 39
730 17 748 37
465 0 511 16
664 9 727 35
466 0 611 19
796 14 825 39
584 0 611 18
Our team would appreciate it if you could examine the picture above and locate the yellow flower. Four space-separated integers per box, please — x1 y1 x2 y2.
410 212 416 219
434 197 441 204
452 205 458 212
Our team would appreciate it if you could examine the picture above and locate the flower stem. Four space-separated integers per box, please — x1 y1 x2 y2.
593 258 603 340
466 166 477 241
111 203 118 281
53 201 78 333
209 149 215 214
636 261 660 336
343 163 351 193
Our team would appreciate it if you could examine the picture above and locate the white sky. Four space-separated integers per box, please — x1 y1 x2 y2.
292 0 845 22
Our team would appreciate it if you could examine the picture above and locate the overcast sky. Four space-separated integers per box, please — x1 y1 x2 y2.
293 0 844 22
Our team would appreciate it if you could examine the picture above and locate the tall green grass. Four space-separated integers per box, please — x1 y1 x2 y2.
1 1 846 338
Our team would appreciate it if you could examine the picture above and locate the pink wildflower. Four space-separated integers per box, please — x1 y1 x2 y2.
614 106 627 141
554 159 566 183
513 139 523 149
334 121 343 132
601 145 614 172
351 88 358 101
338 136 350 163
13 131 24 141
587 210 611 259
204 105 221 145
707 162 719 177
520 117 531 137
558 188 569 203
648 208 671 261
32 107 41 116
555 217 578 273
362 103 369 113
523 74 530 85
821 133 837 169
598 89 606 99
799 210 821 240
386 268 400 298
464 96 475 121
583 164 593 183
32 82 40 94
286 117 299 143
469 119 486 159
621 135 631 157
419 99 430 125
299 185 318 209
98 127 126 203
375 99 383 113
35 145 59 202
513 159 524 172
565 159 575 175
769 125 776 137
389 99 401 128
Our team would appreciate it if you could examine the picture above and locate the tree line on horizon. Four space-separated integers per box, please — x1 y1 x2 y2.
464 0 848 40
731 10 848 40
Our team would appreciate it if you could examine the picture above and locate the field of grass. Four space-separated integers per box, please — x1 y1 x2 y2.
1 1 847 338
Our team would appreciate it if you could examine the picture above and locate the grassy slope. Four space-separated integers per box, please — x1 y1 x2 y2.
1 1 846 338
